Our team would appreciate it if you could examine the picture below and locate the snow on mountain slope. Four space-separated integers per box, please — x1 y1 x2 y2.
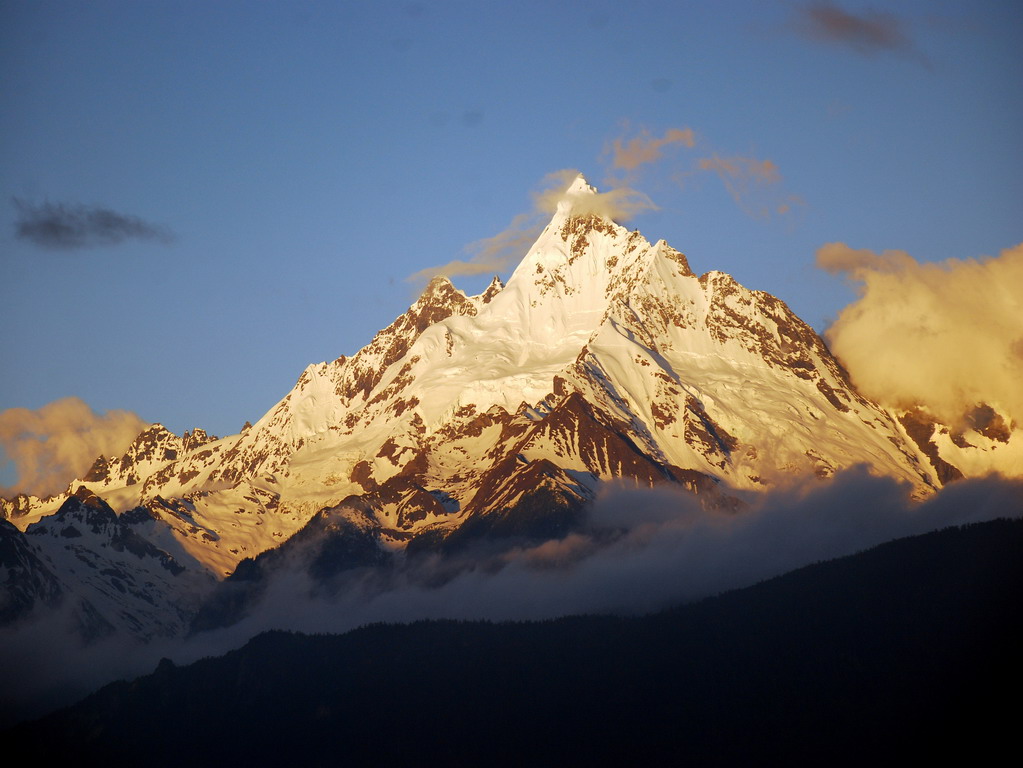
3 487 216 639
897 404 1022 482
571 254 931 488
0 518 64 625
4 175 951 587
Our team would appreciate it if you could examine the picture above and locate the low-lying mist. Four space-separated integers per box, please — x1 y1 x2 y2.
3 467 1021 727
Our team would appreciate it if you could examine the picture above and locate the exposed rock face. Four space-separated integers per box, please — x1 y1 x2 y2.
966 404 1012 443
893 401 1020 482
83 455 111 483
115 425 184 486
899 409 965 486
0 493 36 522
182 428 218 454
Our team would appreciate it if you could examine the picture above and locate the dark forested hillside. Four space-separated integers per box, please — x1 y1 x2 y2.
10 518 1021 766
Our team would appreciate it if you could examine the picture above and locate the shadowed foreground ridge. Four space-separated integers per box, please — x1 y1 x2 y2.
9 517 1021 766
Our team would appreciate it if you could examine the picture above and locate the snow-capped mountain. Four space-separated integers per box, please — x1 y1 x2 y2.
4 174 1014 638
4 486 215 639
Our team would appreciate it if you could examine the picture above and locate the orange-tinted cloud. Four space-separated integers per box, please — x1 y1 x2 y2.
608 127 696 171
407 212 540 284
695 153 792 218
0 397 148 498
816 242 917 274
697 154 780 183
606 124 801 220
818 242 1023 426
533 169 657 220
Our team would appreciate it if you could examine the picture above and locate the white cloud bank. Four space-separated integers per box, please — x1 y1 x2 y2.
818 242 1023 426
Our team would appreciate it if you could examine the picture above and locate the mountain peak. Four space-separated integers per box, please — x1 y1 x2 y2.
480 275 504 304
423 274 454 290
417 275 459 304
64 484 116 517
565 173 595 195
556 173 598 214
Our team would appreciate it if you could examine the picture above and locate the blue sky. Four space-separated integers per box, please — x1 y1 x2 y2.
1 1 1020 469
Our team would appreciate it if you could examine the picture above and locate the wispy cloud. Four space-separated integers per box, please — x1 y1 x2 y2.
697 154 780 185
794 2 930 66
607 125 801 220
12 199 174 250
818 242 1023 426
694 153 799 218
607 126 696 172
407 212 540 284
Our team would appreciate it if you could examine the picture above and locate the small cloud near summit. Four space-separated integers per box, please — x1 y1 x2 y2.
12 198 175 250
534 169 657 221
406 211 540 285
406 170 655 284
